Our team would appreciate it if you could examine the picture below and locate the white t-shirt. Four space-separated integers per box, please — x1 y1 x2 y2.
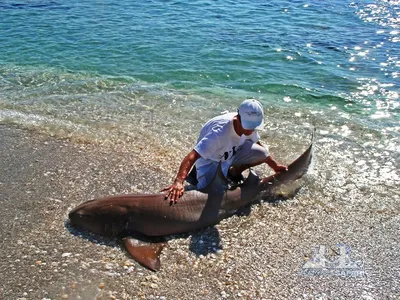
194 112 260 175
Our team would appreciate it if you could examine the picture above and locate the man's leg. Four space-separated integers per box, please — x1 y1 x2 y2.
229 140 268 178
186 165 198 185
195 161 220 190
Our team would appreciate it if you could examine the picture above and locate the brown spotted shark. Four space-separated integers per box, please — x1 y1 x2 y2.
68 132 314 271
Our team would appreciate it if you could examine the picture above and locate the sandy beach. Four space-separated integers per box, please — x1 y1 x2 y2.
0 124 398 299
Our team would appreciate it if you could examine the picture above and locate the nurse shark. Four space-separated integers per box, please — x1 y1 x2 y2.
68 132 314 271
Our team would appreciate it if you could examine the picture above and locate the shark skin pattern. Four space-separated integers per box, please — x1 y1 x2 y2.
68 133 314 271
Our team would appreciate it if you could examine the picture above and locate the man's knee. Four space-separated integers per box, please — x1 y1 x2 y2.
245 140 268 162
233 140 268 166
251 144 269 162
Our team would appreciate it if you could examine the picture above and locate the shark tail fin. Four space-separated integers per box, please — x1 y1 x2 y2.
123 237 166 272
260 129 315 189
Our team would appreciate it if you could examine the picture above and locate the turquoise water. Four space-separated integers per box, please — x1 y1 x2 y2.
0 0 399 188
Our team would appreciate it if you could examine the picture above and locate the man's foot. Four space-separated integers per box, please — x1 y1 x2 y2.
227 172 245 189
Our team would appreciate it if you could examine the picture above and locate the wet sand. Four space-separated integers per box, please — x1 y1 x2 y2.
0 125 398 299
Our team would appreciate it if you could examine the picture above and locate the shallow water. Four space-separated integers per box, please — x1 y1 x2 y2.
0 0 399 196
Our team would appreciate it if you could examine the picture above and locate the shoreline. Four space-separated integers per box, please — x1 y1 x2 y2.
0 124 398 299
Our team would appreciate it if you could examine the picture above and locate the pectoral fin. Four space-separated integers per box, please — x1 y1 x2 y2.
123 237 166 271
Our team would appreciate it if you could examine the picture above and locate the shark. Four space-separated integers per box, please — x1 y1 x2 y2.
68 132 314 271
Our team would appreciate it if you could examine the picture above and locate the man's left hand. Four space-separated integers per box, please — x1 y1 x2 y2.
274 165 288 173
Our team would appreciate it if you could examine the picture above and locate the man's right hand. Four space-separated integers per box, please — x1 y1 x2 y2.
161 149 200 205
161 179 185 204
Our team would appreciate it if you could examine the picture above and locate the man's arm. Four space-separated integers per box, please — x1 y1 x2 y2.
265 156 288 172
257 141 287 173
161 149 201 204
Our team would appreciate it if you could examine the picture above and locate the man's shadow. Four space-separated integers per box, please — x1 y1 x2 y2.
188 226 222 255
186 183 298 256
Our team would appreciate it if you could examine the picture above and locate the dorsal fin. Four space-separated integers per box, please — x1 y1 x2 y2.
201 162 228 193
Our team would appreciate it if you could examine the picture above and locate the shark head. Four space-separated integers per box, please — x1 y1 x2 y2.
68 199 128 236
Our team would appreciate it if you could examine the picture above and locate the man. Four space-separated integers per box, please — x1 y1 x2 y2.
162 99 287 203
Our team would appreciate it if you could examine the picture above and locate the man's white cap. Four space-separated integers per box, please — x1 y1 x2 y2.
238 99 264 130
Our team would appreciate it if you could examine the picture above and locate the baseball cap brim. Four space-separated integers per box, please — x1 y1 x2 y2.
241 119 265 131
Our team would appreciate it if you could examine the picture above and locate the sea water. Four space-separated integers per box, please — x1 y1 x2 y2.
0 0 398 198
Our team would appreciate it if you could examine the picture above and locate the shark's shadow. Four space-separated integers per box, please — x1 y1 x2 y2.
65 217 223 259
65 220 120 248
